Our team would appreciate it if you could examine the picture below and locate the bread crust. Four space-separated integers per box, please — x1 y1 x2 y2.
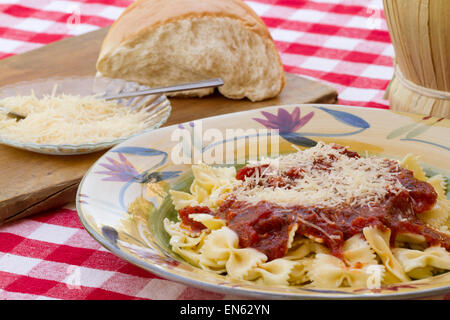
97 0 285 99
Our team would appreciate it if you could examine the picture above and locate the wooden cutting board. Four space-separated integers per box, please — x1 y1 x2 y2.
0 27 338 225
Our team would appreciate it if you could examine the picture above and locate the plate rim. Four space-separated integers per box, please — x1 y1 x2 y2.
76 103 450 300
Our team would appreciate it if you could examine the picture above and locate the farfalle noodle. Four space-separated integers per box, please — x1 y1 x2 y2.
162 148 450 288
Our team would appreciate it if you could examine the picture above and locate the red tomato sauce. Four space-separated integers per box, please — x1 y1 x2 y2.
178 206 212 232
214 165 449 261
177 147 449 261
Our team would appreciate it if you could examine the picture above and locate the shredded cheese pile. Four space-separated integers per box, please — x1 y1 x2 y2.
233 142 406 208
0 90 150 145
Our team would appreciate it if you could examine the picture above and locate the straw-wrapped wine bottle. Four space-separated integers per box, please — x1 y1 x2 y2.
383 0 450 118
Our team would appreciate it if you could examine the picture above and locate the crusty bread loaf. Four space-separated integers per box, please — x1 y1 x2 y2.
96 0 285 101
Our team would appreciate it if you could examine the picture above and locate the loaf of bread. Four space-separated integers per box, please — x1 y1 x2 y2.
96 0 285 101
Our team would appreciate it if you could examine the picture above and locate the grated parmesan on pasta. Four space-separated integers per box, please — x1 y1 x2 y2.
0 90 151 145
163 143 450 288
233 142 406 208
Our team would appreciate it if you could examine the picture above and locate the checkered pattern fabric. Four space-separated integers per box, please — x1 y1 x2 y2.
0 0 401 300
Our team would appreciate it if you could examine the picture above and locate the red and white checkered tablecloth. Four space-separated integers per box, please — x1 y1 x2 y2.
0 0 398 300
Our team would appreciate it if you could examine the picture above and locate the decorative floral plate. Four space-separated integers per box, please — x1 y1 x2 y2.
76 104 450 299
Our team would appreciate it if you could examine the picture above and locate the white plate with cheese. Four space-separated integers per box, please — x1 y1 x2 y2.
0 76 171 155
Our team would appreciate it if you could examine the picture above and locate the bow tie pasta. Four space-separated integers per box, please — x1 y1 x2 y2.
161 144 450 289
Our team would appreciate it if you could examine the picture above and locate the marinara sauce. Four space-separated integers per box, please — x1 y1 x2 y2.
178 147 450 261
178 206 212 232
216 162 448 261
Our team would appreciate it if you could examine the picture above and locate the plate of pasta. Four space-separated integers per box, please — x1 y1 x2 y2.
76 104 450 299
